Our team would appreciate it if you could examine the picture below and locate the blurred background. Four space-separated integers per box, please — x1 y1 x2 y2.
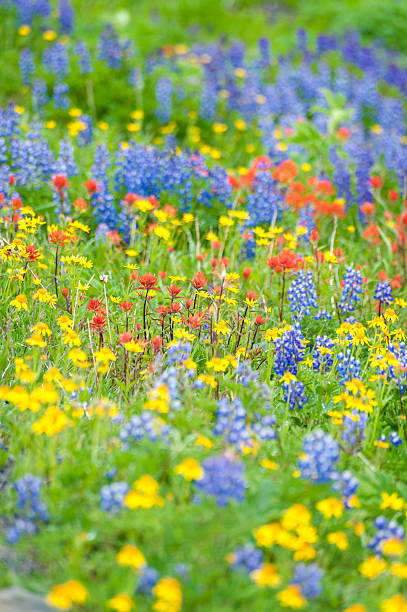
67 0 407 54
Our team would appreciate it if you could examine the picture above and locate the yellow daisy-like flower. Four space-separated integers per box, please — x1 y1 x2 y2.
174 458 203 481
108 594 134 612
116 545 146 570
46 580 88 610
277 585 306 609
10 293 28 311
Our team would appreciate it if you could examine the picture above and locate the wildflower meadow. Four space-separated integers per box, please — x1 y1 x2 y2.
1 0 407 610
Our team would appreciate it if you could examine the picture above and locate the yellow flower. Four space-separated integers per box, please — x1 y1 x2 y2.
197 375 217 388
390 563 407 578
108 594 134 612
144 384 170 413
44 368 63 383
116 545 146 570
381 595 407 612
194 434 213 449
31 383 58 404
153 577 182 611
280 372 297 384
63 329 81 347
250 563 280 587
57 315 73 331
294 544 317 561
68 348 91 368
18 25 31 36
382 539 404 556
219 215 234 227
316 497 343 519
32 406 68 436
359 556 387 579
10 293 28 311
281 504 312 531
95 347 116 364
125 475 164 509
124 340 144 353
136 199 154 212
33 287 57 305
214 320 230 336
328 531 348 550
206 357 229 372
46 580 88 609
32 323 52 337
235 118 246 130
213 122 227 133
380 492 405 511
26 333 46 347
343 606 366 612
253 522 282 548
154 225 171 241
174 458 203 481
260 459 278 470
43 29 57 41
277 585 306 609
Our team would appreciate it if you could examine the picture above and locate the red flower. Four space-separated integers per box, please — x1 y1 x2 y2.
83 179 98 195
190 271 207 290
11 197 22 210
52 174 69 191
25 244 40 260
310 230 319 242
167 285 182 297
370 176 383 189
107 230 121 245
87 299 101 312
242 267 252 279
315 180 335 196
170 302 182 313
91 314 106 330
272 159 298 183
119 331 133 343
138 273 157 290
49 229 70 246
267 250 301 273
251 155 272 171
337 126 350 139
185 298 193 309
185 312 207 328
151 336 162 351
119 301 133 313
159 270 167 279
156 305 170 317
363 224 381 244
246 290 259 302
123 192 138 205
388 190 399 202
73 197 87 211
360 201 375 215
254 314 267 325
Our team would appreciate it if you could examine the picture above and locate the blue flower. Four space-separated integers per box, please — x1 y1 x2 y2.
293 563 323 599
195 455 247 507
